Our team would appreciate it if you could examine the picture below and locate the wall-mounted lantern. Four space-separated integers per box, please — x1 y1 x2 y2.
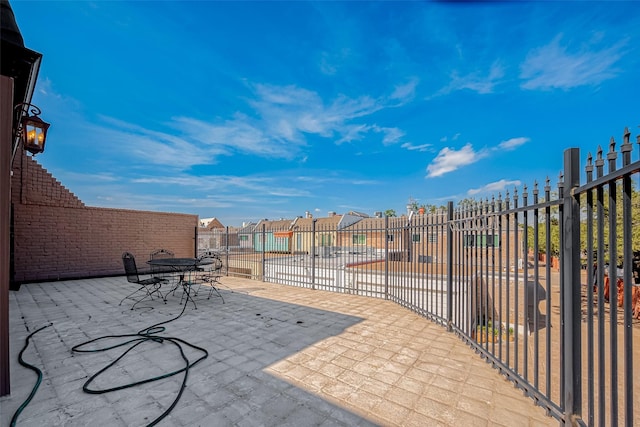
13 102 49 155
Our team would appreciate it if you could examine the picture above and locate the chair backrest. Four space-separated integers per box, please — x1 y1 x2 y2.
150 248 175 276
211 255 223 271
122 252 140 283
150 248 174 260
197 253 223 273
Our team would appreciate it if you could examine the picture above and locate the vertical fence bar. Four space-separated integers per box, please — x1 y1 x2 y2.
447 201 453 332
532 181 540 390
595 146 606 427
513 188 520 374
606 139 619 427
261 223 266 282
585 154 595 426
620 128 634 426
311 219 316 290
490 197 497 357
523 186 529 381
385 215 389 300
544 178 552 401
497 194 504 361
558 172 565 411
225 226 230 276
505 192 511 366
194 226 198 257
562 147 582 425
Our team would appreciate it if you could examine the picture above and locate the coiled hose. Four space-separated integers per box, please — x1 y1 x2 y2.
71 294 208 426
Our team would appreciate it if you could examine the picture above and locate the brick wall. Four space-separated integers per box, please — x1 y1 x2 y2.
11 147 199 283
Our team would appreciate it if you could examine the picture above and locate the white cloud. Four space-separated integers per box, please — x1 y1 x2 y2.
318 48 352 76
401 142 432 152
440 133 461 143
372 126 405 145
426 143 484 178
53 80 414 173
336 124 371 144
389 78 419 104
468 179 522 196
520 34 626 90
498 137 530 151
94 116 215 168
435 61 505 96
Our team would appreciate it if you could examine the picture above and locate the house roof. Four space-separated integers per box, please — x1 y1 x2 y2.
255 218 295 231
227 222 256 233
200 217 225 230
339 216 387 230
292 215 342 231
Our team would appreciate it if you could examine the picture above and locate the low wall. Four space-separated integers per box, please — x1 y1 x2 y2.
11 149 199 283
12 204 197 282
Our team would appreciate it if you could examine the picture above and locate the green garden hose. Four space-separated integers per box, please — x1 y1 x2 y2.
10 323 53 427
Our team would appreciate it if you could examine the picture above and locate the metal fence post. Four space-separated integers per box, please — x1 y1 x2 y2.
447 201 454 332
225 226 229 276
562 147 582 425
261 223 266 282
194 226 198 257
385 215 389 300
311 219 317 290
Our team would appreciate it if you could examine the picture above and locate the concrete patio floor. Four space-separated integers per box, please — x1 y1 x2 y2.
1 275 557 426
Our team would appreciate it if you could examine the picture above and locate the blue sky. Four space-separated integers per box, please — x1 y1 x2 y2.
11 1 640 226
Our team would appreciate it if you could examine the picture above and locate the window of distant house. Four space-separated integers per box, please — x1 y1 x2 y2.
387 234 394 242
412 234 421 243
239 235 249 241
428 233 437 243
463 234 500 248
353 234 366 245
485 234 499 247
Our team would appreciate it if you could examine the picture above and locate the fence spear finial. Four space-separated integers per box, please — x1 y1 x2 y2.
621 128 632 162
623 126 630 145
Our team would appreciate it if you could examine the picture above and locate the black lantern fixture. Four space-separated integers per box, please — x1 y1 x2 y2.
14 102 49 155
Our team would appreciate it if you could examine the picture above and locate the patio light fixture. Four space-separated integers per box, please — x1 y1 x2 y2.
13 102 50 155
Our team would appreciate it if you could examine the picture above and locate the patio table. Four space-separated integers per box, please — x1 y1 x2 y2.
147 257 212 308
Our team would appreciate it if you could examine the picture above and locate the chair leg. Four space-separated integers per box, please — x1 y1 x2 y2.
206 278 225 304
118 287 143 305
129 288 154 310
179 283 198 309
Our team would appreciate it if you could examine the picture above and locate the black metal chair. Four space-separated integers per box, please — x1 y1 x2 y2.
149 248 179 295
183 253 225 305
120 252 165 309
149 248 175 279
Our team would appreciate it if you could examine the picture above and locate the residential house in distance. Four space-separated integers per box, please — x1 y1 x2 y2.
228 222 257 251
337 216 407 257
197 217 225 253
291 211 367 256
253 218 296 253
199 217 225 229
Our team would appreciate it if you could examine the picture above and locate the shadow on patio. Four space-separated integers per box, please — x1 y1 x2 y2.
1 276 555 426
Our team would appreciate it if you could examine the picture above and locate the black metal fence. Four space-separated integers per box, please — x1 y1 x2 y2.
198 126 640 426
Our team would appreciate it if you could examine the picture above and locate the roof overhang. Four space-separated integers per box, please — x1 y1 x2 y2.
1 0 43 158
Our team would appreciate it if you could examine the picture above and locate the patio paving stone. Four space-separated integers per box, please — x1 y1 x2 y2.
1 275 557 426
